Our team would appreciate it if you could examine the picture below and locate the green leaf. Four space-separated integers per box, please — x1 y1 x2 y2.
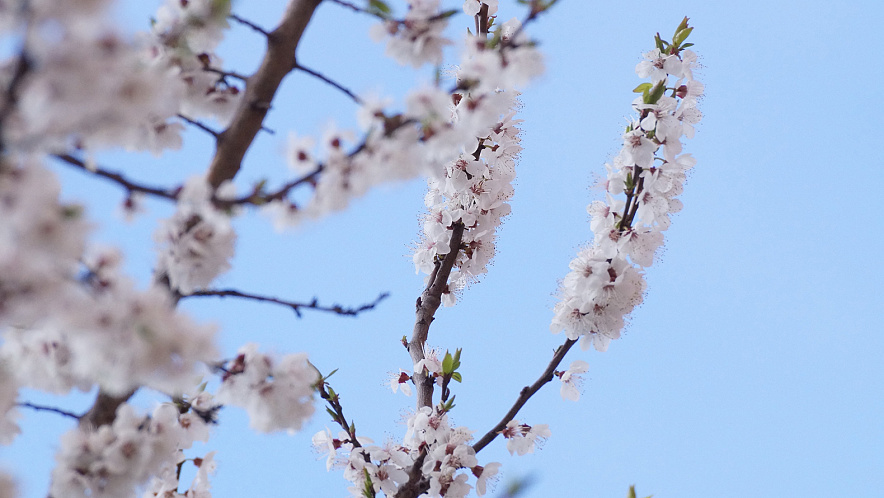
367 0 392 17
442 351 454 374
628 485 637 498
674 27 693 47
674 16 690 36
325 407 338 421
646 81 666 105
681 43 694 49
451 372 462 383
633 83 653 94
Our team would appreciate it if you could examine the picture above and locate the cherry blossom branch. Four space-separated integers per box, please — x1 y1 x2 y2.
17 402 80 420
408 222 465 409
294 62 363 105
471 338 577 453
53 153 179 201
207 0 322 188
180 289 390 318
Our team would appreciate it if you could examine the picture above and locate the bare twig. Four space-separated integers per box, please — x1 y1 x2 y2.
294 62 363 105
177 114 220 138
471 338 577 453
17 402 80 420
229 13 271 36
181 289 390 318
53 154 179 201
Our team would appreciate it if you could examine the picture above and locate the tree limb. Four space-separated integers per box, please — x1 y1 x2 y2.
207 0 323 188
408 222 465 409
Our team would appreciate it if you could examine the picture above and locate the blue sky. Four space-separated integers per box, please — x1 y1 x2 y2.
4 1 883 497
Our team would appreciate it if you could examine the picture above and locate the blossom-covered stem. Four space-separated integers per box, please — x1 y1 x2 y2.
471 338 577 453
408 222 465 408
206 0 322 188
181 288 389 318
53 154 179 201
293 62 363 105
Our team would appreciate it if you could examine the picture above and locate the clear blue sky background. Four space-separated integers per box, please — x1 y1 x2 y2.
3 1 883 497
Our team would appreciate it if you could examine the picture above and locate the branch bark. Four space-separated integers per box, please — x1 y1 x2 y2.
408 223 465 409
206 0 323 187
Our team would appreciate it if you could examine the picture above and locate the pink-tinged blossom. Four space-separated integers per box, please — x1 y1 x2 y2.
216 344 318 433
50 404 184 498
558 360 589 401
499 420 550 456
370 0 451 68
473 461 501 496
388 369 414 396
155 177 237 295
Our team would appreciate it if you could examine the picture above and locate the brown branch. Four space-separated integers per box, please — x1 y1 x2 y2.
180 289 389 318
79 389 136 429
408 223 465 409
228 13 271 37
393 449 430 498
294 62 363 105
17 402 80 420
471 338 577 454
207 0 323 188
53 154 179 201
177 114 220 137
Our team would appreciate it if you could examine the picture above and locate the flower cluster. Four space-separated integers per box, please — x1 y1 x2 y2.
413 102 522 305
550 21 703 352
370 0 451 68
155 177 237 295
315 406 502 497
216 344 319 433
147 0 242 126
51 401 215 498
0 160 217 397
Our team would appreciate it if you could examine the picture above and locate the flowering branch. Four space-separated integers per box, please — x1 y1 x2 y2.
472 338 576 453
180 288 390 318
408 222 465 409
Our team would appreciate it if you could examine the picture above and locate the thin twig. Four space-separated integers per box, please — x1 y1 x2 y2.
203 66 249 82
472 338 577 453
181 289 390 318
53 154 179 201
228 13 271 36
17 402 80 420
324 0 385 19
177 114 220 138
295 62 363 105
